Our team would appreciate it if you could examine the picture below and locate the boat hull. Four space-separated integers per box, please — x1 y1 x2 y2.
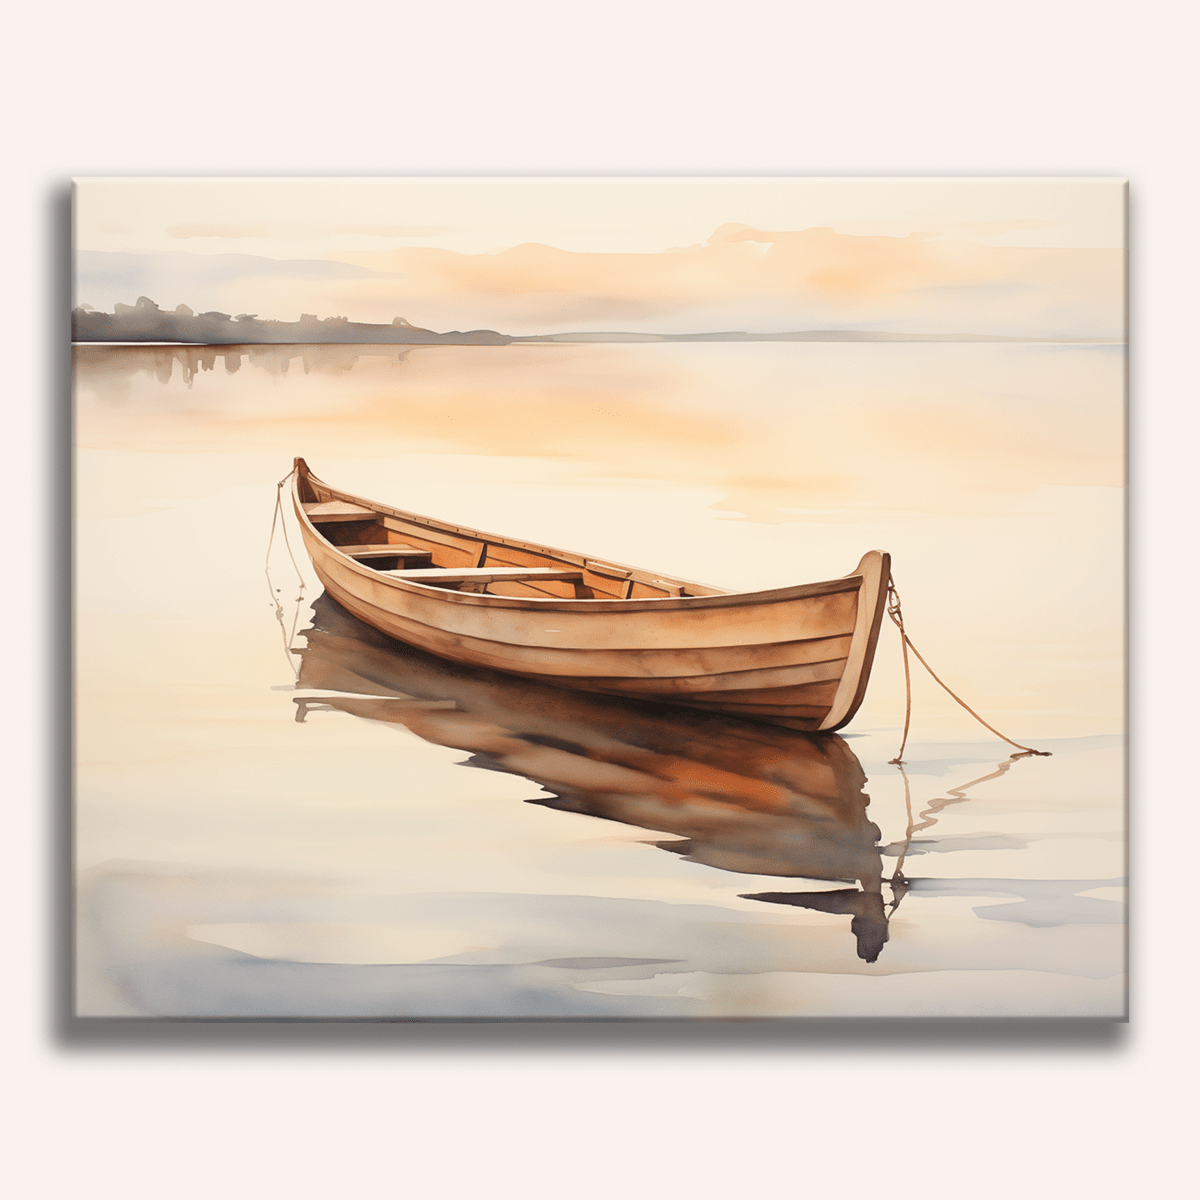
291 459 889 732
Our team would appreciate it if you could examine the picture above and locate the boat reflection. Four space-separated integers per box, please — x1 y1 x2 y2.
293 593 894 961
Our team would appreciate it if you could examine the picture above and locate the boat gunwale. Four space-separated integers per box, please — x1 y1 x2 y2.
292 460 868 615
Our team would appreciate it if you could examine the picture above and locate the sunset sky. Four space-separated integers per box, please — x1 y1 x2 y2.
73 178 1126 337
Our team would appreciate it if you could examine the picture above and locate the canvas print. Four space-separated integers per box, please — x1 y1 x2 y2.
72 177 1126 1019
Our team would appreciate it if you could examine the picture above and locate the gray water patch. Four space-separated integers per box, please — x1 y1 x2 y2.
905 877 1126 928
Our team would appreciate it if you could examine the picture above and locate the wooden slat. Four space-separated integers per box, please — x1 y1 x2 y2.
387 567 585 584
304 501 377 522
584 658 848 696
469 544 582 572
585 560 632 580
381 516 481 551
336 544 433 559
486 579 585 599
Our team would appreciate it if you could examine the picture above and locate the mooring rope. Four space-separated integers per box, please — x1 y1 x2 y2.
885 761 914 915
885 574 1050 764
265 468 308 677
266 468 307 584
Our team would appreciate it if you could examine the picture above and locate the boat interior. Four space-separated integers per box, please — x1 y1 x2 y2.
297 468 730 602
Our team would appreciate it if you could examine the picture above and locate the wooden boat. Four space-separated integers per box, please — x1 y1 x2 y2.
291 457 890 732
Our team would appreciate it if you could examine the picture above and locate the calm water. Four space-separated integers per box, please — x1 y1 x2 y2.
74 341 1125 1018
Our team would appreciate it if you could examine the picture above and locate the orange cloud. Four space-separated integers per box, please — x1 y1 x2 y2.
319 225 1122 337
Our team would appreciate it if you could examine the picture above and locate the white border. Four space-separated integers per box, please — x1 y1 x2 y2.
5 3 1192 1196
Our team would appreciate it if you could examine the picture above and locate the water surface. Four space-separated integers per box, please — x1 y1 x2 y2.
74 341 1125 1018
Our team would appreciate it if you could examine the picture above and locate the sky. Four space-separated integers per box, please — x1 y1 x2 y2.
73 178 1126 337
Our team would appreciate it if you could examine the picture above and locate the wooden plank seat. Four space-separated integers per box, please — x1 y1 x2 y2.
303 501 377 522
386 567 584 584
337 544 433 562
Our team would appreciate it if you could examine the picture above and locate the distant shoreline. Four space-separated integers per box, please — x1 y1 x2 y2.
514 331 1124 345
70 298 1124 347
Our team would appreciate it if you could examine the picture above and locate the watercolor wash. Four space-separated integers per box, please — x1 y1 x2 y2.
73 178 1126 1019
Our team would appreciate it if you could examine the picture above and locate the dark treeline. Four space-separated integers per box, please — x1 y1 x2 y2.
72 296 511 345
